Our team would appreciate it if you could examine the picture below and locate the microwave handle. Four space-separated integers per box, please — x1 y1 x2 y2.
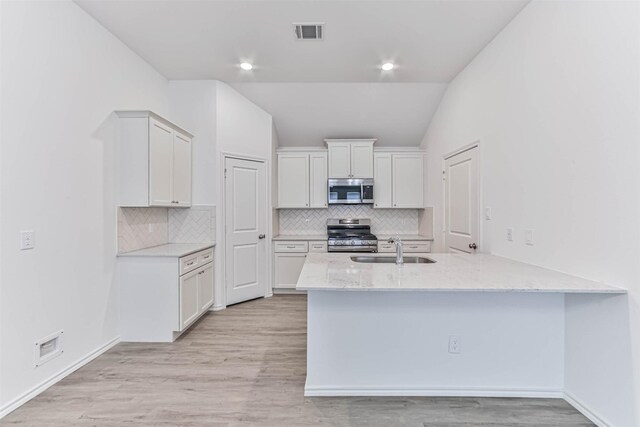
361 183 364 203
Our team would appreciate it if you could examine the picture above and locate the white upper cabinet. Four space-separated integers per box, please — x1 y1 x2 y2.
116 111 193 207
148 119 174 206
171 131 192 206
373 153 393 208
309 152 328 208
325 139 375 178
277 150 328 209
277 153 310 208
373 151 424 209
327 142 351 178
392 153 424 208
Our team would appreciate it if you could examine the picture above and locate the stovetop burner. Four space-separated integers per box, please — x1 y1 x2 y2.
327 218 378 253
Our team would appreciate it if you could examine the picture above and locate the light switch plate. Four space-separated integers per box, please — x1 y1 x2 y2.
484 207 492 220
506 227 513 242
525 229 534 246
20 230 35 250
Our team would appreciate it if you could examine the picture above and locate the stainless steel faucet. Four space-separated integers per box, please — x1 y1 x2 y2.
388 236 404 265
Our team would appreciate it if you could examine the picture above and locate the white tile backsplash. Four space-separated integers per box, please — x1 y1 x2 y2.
279 206 419 235
117 207 168 253
168 205 216 243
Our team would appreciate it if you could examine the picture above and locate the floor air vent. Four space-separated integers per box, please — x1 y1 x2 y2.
294 23 324 40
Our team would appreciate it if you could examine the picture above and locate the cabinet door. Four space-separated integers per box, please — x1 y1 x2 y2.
373 153 392 208
392 154 424 208
274 252 307 289
350 142 374 178
179 269 199 330
278 154 309 208
309 152 328 208
172 131 192 207
197 262 214 312
327 143 351 178
148 118 174 206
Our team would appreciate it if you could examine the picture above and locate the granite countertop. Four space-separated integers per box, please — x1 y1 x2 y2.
377 234 434 241
272 234 327 241
118 242 215 258
296 252 625 293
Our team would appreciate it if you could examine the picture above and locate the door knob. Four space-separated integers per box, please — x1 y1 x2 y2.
258 234 266 239
469 243 477 250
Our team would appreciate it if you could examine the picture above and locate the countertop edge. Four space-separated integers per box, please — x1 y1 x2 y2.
117 243 216 258
297 286 627 294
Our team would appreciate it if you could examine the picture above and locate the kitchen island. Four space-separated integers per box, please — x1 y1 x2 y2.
297 252 625 397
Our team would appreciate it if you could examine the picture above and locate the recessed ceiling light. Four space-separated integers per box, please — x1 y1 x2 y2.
381 62 394 71
240 62 253 71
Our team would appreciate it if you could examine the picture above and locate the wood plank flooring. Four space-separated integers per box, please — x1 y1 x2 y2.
2 295 593 426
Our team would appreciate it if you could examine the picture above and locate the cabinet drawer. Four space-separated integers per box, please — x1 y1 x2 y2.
378 241 431 253
274 241 309 253
179 254 199 275
404 241 432 253
198 248 214 265
377 242 395 253
308 241 328 253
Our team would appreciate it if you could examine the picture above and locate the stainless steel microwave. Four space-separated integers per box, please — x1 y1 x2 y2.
328 178 374 205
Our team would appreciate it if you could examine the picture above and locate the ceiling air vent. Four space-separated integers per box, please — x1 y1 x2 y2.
294 23 324 40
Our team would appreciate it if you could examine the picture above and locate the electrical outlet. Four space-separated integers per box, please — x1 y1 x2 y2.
484 207 492 220
525 229 534 246
506 227 513 242
448 335 461 354
20 230 35 250
148 223 155 233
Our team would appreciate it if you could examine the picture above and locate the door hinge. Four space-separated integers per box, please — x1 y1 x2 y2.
224 168 227 179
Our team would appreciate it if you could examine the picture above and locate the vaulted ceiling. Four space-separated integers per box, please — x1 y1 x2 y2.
231 83 447 147
75 0 530 146
75 0 529 83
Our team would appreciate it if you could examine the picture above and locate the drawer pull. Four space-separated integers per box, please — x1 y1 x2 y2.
203 255 211 260
287 245 296 248
186 261 194 266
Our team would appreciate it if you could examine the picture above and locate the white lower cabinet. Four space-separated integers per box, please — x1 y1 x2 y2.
198 262 215 311
179 269 200 330
119 246 215 342
273 240 326 290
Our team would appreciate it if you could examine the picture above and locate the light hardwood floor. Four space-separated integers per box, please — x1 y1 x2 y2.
2 295 593 426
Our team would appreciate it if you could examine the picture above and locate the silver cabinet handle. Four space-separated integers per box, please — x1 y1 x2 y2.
258 234 266 239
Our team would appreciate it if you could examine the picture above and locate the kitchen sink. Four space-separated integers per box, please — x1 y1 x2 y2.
350 256 436 264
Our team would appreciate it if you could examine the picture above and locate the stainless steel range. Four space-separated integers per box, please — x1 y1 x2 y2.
327 218 378 253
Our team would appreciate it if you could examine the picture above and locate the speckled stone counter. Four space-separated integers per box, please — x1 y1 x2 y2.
297 252 624 293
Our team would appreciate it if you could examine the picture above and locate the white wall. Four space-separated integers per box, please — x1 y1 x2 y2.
216 82 273 160
0 0 169 414
420 1 640 425
168 81 217 205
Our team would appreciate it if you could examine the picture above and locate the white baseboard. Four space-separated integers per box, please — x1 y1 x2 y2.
304 385 564 398
564 391 611 427
0 336 120 419
273 288 307 295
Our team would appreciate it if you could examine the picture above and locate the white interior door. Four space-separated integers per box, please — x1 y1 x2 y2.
225 157 267 305
444 146 479 253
